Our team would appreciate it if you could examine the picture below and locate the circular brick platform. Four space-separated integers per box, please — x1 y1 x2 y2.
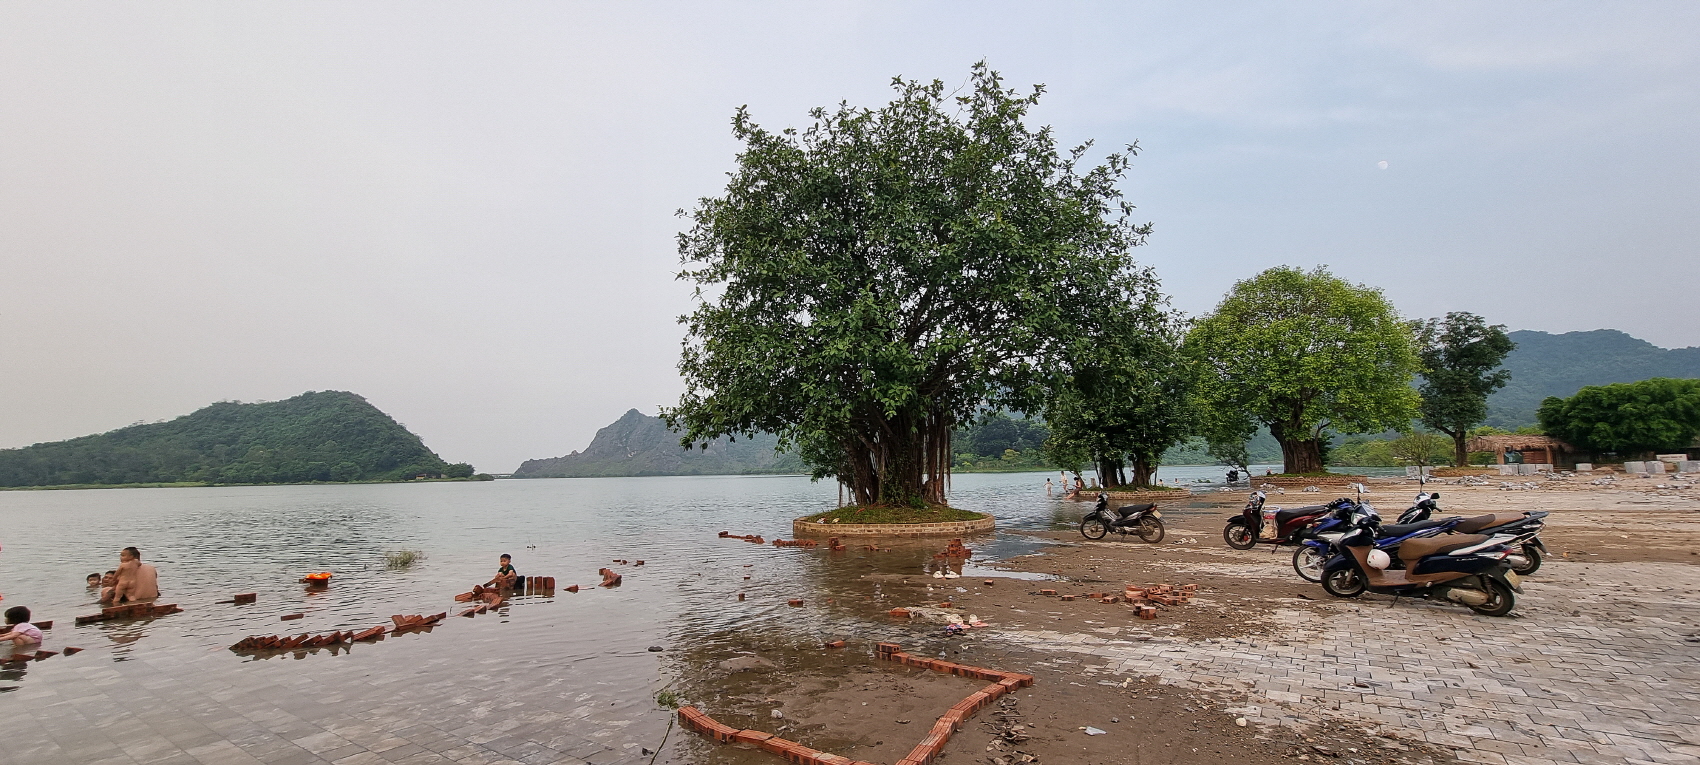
792 514 995 538
1255 474 1367 488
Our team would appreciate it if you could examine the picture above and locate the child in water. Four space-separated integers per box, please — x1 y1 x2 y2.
0 606 43 647
484 554 518 590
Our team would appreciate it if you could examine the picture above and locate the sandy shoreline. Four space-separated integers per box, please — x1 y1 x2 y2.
674 477 1698 765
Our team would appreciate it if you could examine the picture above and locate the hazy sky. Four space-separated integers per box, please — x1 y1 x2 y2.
2 3 1696 472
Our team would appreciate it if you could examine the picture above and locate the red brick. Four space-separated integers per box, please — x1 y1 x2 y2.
888 608 910 618
788 599 804 607
1060 595 1075 601
823 640 846 649
877 642 901 655
281 613 304 621
61 647 83 656
732 729 772 745
1040 589 1057 596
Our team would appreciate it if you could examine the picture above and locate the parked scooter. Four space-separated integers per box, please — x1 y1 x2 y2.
1317 507 1523 616
1391 492 1546 576
1223 491 1336 550
1080 492 1166 543
1292 499 1457 582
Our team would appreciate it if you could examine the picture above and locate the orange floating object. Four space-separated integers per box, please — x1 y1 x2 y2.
300 572 333 585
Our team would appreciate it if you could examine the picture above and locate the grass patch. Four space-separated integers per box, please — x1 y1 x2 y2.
802 505 988 525
655 690 680 709
384 549 425 569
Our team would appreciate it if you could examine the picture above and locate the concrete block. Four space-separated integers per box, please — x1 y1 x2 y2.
1680 461 1700 473
1648 460 1667 473
1497 465 1518 475
1656 453 1687 463
1624 461 1646 474
1575 463 1593 472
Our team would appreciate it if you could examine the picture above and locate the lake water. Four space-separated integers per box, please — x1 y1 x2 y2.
0 465 1296 763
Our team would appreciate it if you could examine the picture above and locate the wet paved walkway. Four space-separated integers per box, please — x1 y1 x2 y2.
2 635 666 765
993 560 1699 765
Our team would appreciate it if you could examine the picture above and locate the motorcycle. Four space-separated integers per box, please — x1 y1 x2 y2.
1223 491 1337 550
1317 507 1523 616
1079 492 1166 543
1292 499 1458 582
1387 491 1546 575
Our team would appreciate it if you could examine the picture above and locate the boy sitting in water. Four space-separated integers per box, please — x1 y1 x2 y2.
0 606 43 647
484 554 518 590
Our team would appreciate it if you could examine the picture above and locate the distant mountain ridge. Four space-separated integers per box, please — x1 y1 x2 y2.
1486 330 1700 427
0 391 468 487
513 409 804 478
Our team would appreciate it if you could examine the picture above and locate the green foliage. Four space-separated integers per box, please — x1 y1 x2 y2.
1417 312 1515 465
384 549 425 569
655 690 681 709
1186 266 1421 474
1537 378 1700 456
1044 318 1194 487
802 506 987 524
663 63 1156 507
0 391 459 488
1487 330 1700 428
1330 431 1451 468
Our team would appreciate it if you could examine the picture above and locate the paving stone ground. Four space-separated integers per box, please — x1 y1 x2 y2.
991 560 1700 765
0 640 664 765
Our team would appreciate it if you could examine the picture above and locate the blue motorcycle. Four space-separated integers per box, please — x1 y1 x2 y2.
1317 506 1523 616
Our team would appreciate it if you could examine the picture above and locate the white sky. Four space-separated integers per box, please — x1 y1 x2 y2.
2 2 1696 472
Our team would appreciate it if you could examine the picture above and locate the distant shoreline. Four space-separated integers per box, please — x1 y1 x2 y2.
0 476 489 492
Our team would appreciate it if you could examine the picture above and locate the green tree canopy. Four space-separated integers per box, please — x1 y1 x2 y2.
664 64 1159 506
1044 317 1194 488
1417 312 1515 466
1537 378 1700 456
1185 266 1421 474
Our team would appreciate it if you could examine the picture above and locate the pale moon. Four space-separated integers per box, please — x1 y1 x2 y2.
1377 160 1389 170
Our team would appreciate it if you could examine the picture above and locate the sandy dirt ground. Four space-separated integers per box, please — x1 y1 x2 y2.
669 475 1699 765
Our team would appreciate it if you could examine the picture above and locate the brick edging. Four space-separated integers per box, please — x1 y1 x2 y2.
792 515 996 538
677 643 1034 765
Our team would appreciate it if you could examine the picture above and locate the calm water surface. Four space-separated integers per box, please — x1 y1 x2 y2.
0 466 1297 761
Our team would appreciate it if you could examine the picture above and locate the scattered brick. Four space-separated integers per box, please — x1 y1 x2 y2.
565 584 580 592
1060 595 1075 601
233 593 257 605
281 613 304 621
889 608 911 618
824 640 846 649
737 593 745 601
788 599 804 607
1040 589 1057 596
34 650 58 660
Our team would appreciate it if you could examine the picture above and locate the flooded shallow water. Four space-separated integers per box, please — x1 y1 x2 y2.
0 467 1269 763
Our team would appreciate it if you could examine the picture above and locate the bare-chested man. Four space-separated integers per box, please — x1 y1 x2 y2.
104 547 160 604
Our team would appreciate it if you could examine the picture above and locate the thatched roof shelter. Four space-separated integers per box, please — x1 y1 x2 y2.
1466 434 1571 452
1467 434 1574 466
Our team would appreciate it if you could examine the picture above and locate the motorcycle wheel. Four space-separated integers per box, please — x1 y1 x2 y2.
1136 517 1165 544
1080 517 1109 540
1468 577 1516 617
1321 567 1365 598
1511 545 1542 576
1223 521 1257 550
1292 546 1327 582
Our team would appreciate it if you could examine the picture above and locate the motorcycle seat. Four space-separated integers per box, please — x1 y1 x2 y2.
1398 533 1489 563
1454 513 1527 534
1377 519 1449 538
1117 504 1155 516
1275 505 1326 525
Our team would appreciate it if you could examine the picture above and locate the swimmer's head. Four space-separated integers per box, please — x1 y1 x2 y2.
87 572 102 586
4 606 28 625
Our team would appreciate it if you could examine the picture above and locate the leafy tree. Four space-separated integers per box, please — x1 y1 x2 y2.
1186 266 1421 474
1389 430 1449 475
664 64 1157 507
1043 319 1193 488
1416 312 1515 466
1537 378 1700 457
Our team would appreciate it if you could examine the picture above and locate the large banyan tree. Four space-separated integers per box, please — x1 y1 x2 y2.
664 64 1161 507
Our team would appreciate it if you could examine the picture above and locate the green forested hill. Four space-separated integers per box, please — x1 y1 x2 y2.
513 409 805 478
1486 330 1700 428
0 391 469 487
